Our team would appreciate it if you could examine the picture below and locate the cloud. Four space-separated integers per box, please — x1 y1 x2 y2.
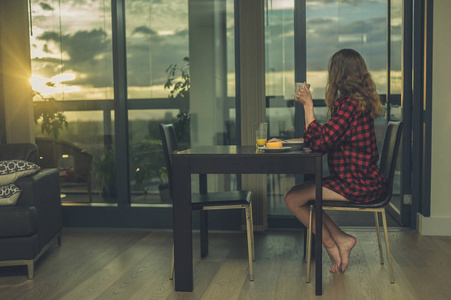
38 29 110 64
35 27 190 89
305 14 386 71
39 2 54 11
35 29 114 88
126 32 189 87
64 29 110 64
311 0 380 5
307 17 336 26
42 44 53 54
37 31 60 42
132 26 157 36
31 0 387 94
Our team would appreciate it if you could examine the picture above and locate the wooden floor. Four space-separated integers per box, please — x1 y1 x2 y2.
0 228 450 300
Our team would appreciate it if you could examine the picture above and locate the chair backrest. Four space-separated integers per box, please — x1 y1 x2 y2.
0 143 40 165
379 121 403 201
159 123 179 201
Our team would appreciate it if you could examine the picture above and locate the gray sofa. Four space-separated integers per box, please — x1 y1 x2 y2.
0 143 61 279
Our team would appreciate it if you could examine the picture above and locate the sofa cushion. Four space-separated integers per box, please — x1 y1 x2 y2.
0 206 38 238
0 184 21 206
0 160 40 186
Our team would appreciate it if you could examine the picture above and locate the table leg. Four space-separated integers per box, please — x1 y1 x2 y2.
172 157 193 291
315 156 323 295
199 174 209 257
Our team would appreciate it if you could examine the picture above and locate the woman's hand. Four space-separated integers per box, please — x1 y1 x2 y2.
295 82 313 108
295 82 316 128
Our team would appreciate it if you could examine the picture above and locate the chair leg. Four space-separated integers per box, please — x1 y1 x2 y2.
87 178 93 202
27 261 34 280
170 244 175 280
249 201 255 262
303 226 307 262
200 210 209 258
374 211 384 265
245 206 254 281
306 205 313 283
381 209 395 284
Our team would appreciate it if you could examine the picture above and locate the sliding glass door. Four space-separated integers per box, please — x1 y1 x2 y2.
31 0 238 208
30 0 421 228
266 0 389 221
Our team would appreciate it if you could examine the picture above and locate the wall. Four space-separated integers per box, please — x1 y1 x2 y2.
0 0 34 143
418 0 451 236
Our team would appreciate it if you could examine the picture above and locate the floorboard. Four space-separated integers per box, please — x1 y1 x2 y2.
1 228 450 300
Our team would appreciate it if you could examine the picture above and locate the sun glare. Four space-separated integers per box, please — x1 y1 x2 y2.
51 73 76 84
30 73 78 97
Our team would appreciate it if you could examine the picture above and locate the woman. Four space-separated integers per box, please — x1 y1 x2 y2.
285 49 385 273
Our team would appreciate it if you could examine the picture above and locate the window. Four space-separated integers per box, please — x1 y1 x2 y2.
266 0 388 216
31 0 115 203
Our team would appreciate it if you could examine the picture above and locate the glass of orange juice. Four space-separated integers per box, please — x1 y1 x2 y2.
256 123 267 150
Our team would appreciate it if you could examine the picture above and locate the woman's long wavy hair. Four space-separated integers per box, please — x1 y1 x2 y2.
325 49 384 119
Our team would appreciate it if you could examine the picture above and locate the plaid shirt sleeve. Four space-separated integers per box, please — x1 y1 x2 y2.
303 97 386 203
304 97 357 152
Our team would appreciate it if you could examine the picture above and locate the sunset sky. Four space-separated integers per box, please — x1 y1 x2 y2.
30 0 397 104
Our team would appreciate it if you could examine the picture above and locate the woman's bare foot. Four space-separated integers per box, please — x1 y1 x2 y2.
335 234 357 272
324 242 341 273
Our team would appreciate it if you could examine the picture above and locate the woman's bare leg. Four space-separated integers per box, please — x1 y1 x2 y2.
284 183 356 272
320 211 356 272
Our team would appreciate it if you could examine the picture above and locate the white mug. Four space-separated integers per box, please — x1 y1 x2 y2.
295 82 311 91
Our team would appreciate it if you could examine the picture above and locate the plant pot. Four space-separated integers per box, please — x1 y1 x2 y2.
159 183 171 202
101 185 117 200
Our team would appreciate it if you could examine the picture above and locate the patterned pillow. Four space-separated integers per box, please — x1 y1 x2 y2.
0 160 40 185
0 183 21 206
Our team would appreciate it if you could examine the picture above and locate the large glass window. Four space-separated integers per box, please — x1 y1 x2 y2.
125 0 189 99
125 0 237 204
30 1 398 223
389 0 403 213
31 0 115 203
30 0 113 100
31 0 237 205
265 1 296 215
125 0 189 203
306 0 387 97
306 0 387 154
266 0 388 216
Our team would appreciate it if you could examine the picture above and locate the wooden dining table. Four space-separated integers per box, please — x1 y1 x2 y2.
171 145 325 295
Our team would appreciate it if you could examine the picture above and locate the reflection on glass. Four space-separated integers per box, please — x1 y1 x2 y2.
34 109 115 203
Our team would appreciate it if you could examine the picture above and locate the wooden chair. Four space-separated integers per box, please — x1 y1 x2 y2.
159 123 255 281
306 121 403 284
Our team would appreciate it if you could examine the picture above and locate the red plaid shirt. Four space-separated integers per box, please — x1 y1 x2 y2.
304 97 386 203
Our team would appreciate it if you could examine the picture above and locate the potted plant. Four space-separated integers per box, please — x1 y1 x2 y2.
164 57 190 100
131 138 170 201
157 166 170 202
164 57 191 149
33 82 68 138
